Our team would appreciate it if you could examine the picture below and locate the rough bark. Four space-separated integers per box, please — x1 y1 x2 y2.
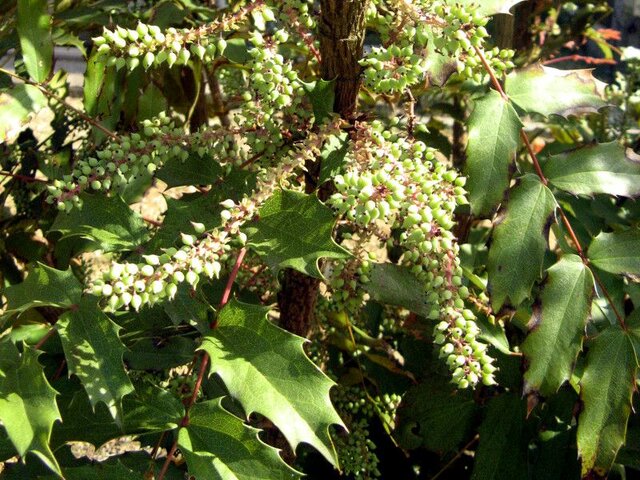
277 0 369 337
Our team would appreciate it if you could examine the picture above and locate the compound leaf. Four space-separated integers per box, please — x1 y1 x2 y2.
577 325 636 476
245 190 350 278
56 298 134 424
488 175 556 310
178 398 300 480
505 65 606 117
544 142 640 197
50 194 149 252
17 0 53 82
3 263 82 317
201 300 344 466
522 255 594 397
0 341 61 476
588 230 640 276
465 90 523 215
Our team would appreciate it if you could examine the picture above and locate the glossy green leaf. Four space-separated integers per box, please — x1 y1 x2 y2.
0 341 61 476
125 336 196 370
465 90 523 215
319 132 349 184
302 79 335 123
505 65 606 117
178 398 300 480
365 263 434 317
471 393 528 480
0 85 48 143
17 0 53 82
488 175 557 310
544 142 640 197
577 325 636 476
522 255 594 397
50 194 149 252
397 379 477 452
3 263 82 316
156 153 224 188
245 190 350 278
588 230 640 276
147 194 222 251
56 298 134 424
201 300 344 465
458 0 526 15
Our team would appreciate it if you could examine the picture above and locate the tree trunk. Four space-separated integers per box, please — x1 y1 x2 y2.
277 0 369 337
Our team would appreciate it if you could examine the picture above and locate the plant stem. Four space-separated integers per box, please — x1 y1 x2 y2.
0 67 118 140
473 45 626 328
157 248 247 480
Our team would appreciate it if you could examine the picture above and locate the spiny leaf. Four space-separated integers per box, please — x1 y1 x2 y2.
0 85 48 143
178 398 301 480
245 190 350 278
50 193 149 252
396 379 477 453
577 325 636 477
465 90 523 215
147 194 223 251
522 255 594 397
364 263 434 317
471 393 528 480
588 229 640 276
544 142 640 197
505 65 606 117
488 175 557 310
0 341 61 476
201 299 344 465
459 0 526 15
3 263 82 316
56 298 134 424
17 0 53 82
302 79 335 123
156 153 224 188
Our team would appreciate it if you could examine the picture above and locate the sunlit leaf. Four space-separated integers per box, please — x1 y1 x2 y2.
522 255 594 396
201 300 344 465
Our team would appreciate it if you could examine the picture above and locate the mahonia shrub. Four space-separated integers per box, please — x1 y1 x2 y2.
1 0 639 478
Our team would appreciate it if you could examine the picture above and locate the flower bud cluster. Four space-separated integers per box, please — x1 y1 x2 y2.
361 0 515 93
325 254 374 314
91 1 267 71
265 0 319 61
93 117 343 312
93 23 226 71
328 122 495 388
46 113 259 211
237 32 311 156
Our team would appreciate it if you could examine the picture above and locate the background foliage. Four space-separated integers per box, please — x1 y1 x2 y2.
1 0 640 479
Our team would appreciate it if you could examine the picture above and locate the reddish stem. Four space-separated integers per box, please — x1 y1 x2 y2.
157 248 247 480
543 54 616 66
0 171 48 183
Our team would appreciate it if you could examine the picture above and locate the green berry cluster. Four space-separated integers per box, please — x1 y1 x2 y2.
361 0 514 93
325 255 374 314
93 22 226 71
45 113 259 211
333 419 381 479
331 386 381 479
328 122 495 388
94 118 342 312
237 31 311 156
